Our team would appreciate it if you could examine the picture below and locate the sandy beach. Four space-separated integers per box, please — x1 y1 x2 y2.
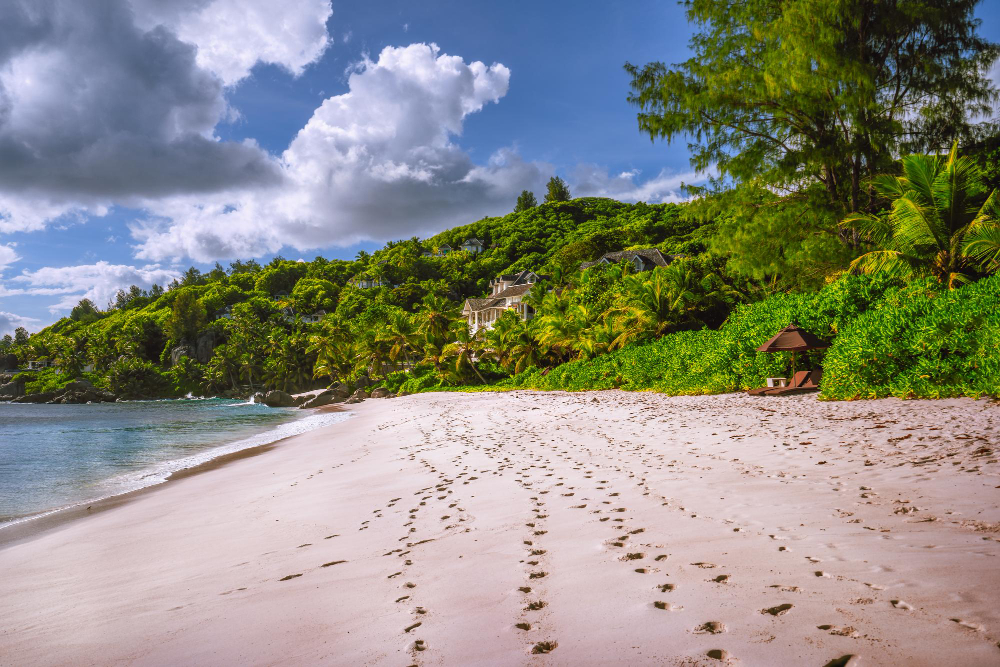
1 391 999 666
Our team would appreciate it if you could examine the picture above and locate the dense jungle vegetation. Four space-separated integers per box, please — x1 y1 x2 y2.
3 0 1000 401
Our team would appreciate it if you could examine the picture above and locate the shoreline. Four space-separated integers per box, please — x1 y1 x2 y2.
0 403 350 550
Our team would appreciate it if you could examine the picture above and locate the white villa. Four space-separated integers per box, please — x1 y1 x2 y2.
461 238 485 254
580 248 677 272
350 275 390 289
462 270 547 334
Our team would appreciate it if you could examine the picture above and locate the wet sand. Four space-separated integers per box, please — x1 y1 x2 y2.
1 391 998 665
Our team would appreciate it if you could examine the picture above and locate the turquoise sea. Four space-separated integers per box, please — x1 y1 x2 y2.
0 399 348 527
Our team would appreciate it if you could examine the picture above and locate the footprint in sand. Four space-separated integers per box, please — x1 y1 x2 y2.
822 656 860 667
890 599 913 610
695 621 726 634
692 562 717 569
706 649 730 661
818 624 859 637
768 584 802 593
657 583 676 593
711 574 730 583
653 601 683 611
950 618 985 632
278 574 302 581
531 641 558 654
762 604 793 616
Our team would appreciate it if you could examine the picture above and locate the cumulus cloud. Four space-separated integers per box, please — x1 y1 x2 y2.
0 0 324 232
0 244 19 272
9 262 180 313
0 310 39 336
129 0 332 85
132 43 550 261
571 165 702 203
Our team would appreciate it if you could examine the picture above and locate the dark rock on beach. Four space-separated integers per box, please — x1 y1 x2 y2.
0 377 25 399
263 390 295 408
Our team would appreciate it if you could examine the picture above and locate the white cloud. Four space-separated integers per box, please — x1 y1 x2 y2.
571 165 704 203
10 262 180 313
0 0 286 234
0 310 39 336
130 0 333 86
131 43 550 261
0 244 19 272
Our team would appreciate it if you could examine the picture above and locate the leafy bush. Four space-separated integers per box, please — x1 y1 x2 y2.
104 358 172 399
487 273 998 400
821 276 1000 399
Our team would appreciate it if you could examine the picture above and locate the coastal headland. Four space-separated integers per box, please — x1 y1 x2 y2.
1 391 998 665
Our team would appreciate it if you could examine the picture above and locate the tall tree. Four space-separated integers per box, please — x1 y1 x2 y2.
626 0 999 216
515 189 538 212
544 176 571 203
168 290 207 343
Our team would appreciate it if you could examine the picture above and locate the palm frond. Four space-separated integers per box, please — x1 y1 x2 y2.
848 250 920 280
840 212 893 248
899 153 940 206
890 195 944 252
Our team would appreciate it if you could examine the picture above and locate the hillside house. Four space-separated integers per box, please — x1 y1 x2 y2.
461 238 485 254
462 270 548 334
349 274 389 289
579 248 677 272
300 310 326 325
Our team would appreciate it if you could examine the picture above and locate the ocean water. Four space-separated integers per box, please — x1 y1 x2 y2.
0 399 349 527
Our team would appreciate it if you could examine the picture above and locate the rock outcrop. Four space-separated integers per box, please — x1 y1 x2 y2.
12 380 116 404
345 388 367 404
299 390 343 409
170 346 194 366
0 353 18 371
263 390 295 408
369 387 391 398
0 375 25 399
195 331 217 364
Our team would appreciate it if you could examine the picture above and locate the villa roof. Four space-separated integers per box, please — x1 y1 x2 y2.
463 283 534 312
463 237 484 245
581 248 676 270
463 298 495 312
493 284 533 299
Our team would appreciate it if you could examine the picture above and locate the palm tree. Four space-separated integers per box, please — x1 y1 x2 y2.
308 319 353 383
377 310 419 369
508 323 544 373
442 322 487 384
841 142 1000 288
415 295 458 348
609 264 698 348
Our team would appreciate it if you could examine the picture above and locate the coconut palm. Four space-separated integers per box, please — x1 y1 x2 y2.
841 142 1000 288
415 295 458 348
308 319 353 383
609 263 701 349
442 322 487 384
377 310 419 368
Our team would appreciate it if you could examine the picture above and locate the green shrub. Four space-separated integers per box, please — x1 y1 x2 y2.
490 274 998 400
104 358 172 399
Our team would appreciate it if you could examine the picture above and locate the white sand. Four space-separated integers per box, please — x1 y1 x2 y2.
1 391 999 666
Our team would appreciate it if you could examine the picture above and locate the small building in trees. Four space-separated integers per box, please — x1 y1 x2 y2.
462 270 548 334
461 238 485 254
579 248 677 273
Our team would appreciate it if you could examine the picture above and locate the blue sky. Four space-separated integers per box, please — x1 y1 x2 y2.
0 0 998 334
